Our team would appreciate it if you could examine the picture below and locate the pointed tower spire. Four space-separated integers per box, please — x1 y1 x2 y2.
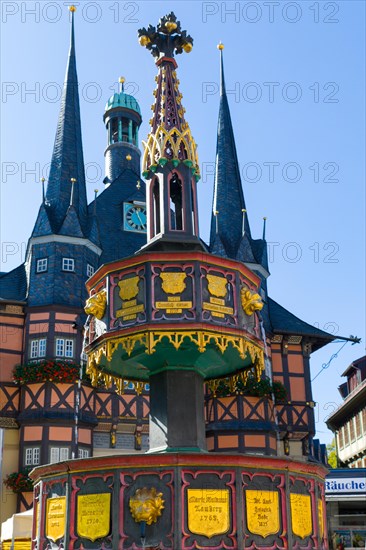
138 13 203 250
45 5 88 234
210 45 252 259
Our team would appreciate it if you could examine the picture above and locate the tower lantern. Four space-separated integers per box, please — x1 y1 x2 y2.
103 76 142 183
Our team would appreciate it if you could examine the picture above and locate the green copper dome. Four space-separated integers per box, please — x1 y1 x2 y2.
105 92 141 115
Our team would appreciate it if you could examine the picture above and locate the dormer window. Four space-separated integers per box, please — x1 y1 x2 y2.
36 258 48 273
62 258 75 272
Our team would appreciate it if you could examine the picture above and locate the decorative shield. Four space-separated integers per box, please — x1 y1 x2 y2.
77 493 111 542
187 488 230 539
207 275 227 298
118 277 140 301
290 494 312 539
46 497 66 542
160 272 186 294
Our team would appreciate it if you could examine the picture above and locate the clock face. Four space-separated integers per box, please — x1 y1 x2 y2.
123 203 147 233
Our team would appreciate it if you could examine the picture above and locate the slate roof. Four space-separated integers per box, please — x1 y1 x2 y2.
88 169 147 264
210 49 252 258
268 296 337 349
43 11 88 236
0 264 27 301
209 49 269 272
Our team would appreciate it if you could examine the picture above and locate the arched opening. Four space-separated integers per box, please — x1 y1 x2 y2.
152 178 161 236
122 119 129 142
169 173 183 231
110 118 118 144
191 180 197 236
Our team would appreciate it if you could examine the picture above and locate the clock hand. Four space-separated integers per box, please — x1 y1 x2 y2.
135 209 145 226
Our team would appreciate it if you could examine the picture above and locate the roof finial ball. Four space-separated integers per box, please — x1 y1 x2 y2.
217 42 224 50
119 76 125 93
69 5 76 12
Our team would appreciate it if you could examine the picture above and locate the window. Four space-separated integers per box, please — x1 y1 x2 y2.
25 447 40 466
36 258 47 273
30 338 47 359
338 429 344 449
56 338 74 359
56 338 64 357
343 424 349 446
355 412 361 438
349 418 356 442
50 447 69 464
65 339 73 358
86 264 94 278
78 448 90 458
62 258 75 272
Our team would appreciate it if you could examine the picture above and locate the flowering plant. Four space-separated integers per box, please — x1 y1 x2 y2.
212 374 287 402
3 468 34 493
13 360 89 385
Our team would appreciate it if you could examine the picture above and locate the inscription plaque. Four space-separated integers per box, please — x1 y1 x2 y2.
187 488 230 538
246 490 279 537
46 497 66 542
318 499 324 539
77 493 111 541
290 494 312 539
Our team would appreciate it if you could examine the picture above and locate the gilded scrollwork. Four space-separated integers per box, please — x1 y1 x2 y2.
240 285 263 316
129 487 165 526
84 289 107 320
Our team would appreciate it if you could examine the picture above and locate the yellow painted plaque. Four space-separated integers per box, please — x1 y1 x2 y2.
246 490 280 537
46 497 66 542
290 494 312 539
318 499 324 539
187 489 230 538
77 493 111 542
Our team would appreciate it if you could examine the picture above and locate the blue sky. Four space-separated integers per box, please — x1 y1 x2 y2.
1 1 365 443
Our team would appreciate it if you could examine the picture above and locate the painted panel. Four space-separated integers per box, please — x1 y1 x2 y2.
187 488 230 538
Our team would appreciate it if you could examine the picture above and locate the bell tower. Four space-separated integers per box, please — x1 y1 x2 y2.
139 13 202 249
103 77 142 183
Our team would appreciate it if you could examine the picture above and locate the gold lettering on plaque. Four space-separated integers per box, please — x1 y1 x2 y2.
116 304 144 318
318 499 324 539
246 490 279 538
160 272 187 294
207 274 227 298
46 497 66 542
187 489 230 538
290 494 312 539
202 302 234 316
116 277 143 320
77 493 111 541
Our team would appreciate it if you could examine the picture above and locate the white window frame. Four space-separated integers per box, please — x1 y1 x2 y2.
38 338 46 357
86 264 94 278
30 338 47 359
56 338 64 357
78 448 90 459
25 447 40 466
50 447 70 464
65 339 74 358
55 338 74 359
36 258 48 273
62 257 75 272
